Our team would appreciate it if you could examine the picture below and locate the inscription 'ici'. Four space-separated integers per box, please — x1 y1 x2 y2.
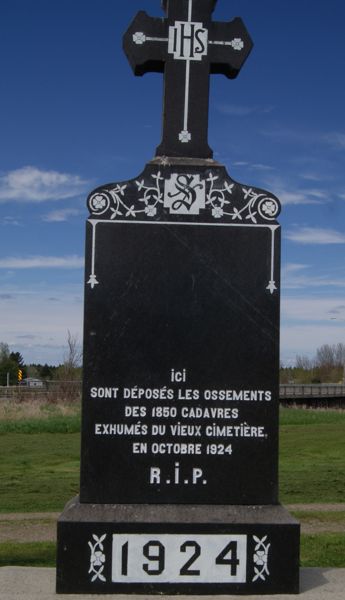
171 368 187 383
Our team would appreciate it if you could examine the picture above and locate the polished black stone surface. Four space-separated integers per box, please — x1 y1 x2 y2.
123 0 253 158
79 162 281 506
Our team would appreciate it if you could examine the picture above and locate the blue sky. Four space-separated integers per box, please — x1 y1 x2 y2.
1 0 345 366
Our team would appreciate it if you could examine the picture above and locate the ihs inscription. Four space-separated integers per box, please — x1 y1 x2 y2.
123 0 253 158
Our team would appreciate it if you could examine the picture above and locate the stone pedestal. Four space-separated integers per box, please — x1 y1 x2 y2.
57 498 299 595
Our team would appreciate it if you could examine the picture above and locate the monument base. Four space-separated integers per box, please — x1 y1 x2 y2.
56 497 299 595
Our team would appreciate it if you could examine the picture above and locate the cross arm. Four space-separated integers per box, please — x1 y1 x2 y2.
209 18 253 78
123 11 168 76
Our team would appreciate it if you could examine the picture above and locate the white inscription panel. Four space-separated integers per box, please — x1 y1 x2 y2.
168 22 208 61
112 533 247 583
164 174 206 215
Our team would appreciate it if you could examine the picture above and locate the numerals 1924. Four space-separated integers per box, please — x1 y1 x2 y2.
112 534 247 583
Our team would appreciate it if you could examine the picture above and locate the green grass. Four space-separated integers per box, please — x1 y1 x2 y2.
292 511 345 524
279 422 345 503
301 534 345 567
0 542 56 567
0 401 80 434
0 433 80 512
0 535 344 568
280 407 345 425
1 405 343 433
0 407 344 511
0 415 81 434
1 407 344 569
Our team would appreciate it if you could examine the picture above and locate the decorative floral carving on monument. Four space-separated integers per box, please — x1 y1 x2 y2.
132 31 146 45
88 534 107 582
86 169 280 292
206 174 279 223
88 173 163 220
87 170 280 224
230 38 244 51
252 535 271 582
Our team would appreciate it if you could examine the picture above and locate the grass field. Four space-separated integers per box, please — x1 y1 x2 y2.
0 401 80 434
0 432 80 512
1 405 344 511
0 404 344 568
279 423 345 503
0 541 56 567
1 534 345 569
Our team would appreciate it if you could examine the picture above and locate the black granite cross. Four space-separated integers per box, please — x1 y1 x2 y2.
123 0 253 159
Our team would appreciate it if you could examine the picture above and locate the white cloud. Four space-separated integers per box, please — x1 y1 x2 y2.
329 305 345 317
251 163 274 171
0 285 83 365
42 208 82 222
285 227 345 244
281 263 309 286
284 275 345 290
279 191 322 205
282 297 345 323
299 172 325 183
260 127 314 144
282 263 345 290
0 255 84 269
282 263 310 274
323 132 345 150
0 166 90 203
280 295 345 362
233 161 274 172
261 127 345 151
260 175 326 205
303 189 328 200
281 324 345 366
1 216 21 226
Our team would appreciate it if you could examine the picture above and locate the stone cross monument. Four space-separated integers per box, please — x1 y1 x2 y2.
56 0 300 594
124 0 252 157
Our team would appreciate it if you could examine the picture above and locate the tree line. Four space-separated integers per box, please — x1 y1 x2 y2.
2 338 344 387
0 332 82 386
281 343 345 384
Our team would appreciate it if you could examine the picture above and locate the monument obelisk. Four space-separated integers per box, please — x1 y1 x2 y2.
57 1 300 594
